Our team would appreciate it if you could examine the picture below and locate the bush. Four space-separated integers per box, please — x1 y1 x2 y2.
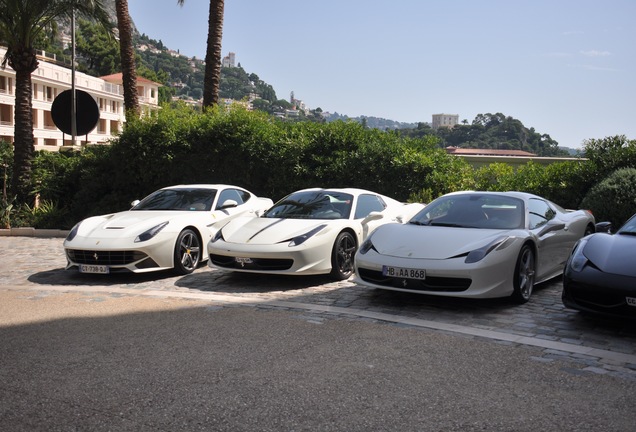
580 167 636 227
582 135 636 182
538 161 593 209
49 105 470 223
473 163 515 191
11 104 635 229
13 200 69 229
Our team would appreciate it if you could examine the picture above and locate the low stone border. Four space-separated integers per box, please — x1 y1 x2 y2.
0 227 69 238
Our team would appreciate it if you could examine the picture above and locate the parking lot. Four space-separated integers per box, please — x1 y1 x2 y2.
2 235 636 430
2 235 636 376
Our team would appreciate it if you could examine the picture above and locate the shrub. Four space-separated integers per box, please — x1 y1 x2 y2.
473 163 515 191
582 135 636 182
0 195 14 229
540 161 594 209
580 167 636 228
13 200 69 229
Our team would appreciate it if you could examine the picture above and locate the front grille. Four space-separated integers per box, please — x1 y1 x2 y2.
357 268 471 292
565 287 636 319
66 249 147 266
210 254 293 271
574 290 625 308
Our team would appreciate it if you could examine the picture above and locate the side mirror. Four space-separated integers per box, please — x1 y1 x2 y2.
362 211 383 223
538 219 565 236
595 221 612 234
218 199 238 210
130 199 140 208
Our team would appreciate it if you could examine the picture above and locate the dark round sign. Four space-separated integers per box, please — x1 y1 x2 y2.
51 89 100 135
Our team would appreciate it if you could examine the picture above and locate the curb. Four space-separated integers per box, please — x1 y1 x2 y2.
0 228 69 238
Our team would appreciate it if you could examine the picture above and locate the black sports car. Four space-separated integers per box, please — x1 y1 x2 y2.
562 214 636 319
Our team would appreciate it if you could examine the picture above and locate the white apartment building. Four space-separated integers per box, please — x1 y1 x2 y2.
432 113 459 130
0 46 160 151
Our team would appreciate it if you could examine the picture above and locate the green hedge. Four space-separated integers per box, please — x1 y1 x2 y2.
33 106 476 227
581 168 636 228
6 105 636 229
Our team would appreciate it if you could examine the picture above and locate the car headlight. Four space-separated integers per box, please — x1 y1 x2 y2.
568 239 589 272
465 236 515 264
288 225 326 247
135 221 169 243
210 228 225 243
358 238 376 255
66 222 82 242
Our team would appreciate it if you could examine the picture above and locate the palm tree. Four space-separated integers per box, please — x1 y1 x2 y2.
178 0 224 108
114 0 139 120
0 0 111 204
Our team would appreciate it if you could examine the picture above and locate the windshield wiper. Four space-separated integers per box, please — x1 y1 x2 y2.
429 222 466 228
618 231 636 236
409 220 430 226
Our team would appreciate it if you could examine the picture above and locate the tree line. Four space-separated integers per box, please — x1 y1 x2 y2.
397 113 567 157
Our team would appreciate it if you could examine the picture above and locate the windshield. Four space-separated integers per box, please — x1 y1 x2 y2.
409 194 525 229
618 215 636 235
263 190 353 220
132 188 217 211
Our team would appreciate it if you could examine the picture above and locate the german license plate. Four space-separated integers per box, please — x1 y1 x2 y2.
382 265 426 280
626 297 636 307
79 264 109 274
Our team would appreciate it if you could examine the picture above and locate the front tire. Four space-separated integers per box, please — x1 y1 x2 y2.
330 231 356 280
174 229 201 275
511 244 535 304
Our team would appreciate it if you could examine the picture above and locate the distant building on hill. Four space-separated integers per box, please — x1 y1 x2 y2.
222 52 236 68
432 113 459 129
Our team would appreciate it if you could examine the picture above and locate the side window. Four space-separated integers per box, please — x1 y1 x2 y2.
216 189 246 209
238 190 251 203
354 194 386 219
528 198 555 230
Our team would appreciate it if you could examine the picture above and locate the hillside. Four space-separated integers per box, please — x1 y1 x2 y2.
50 4 569 153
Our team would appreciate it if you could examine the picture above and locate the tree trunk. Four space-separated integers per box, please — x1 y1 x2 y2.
203 0 224 108
115 0 140 121
9 49 38 205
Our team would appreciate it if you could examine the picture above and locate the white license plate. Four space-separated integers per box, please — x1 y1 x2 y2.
627 297 636 307
79 264 109 274
382 265 426 280
235 257 253 264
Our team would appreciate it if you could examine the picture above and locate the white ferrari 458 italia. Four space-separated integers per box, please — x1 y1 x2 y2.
207 188 425 280
64 184 273 275
354 191 596 303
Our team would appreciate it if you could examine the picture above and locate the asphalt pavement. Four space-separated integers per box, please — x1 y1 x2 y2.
1 235 635 431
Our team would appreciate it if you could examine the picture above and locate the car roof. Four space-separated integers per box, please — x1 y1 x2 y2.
160 184 244 191
290 188 401 204
292 187 387 196
440 190 540 201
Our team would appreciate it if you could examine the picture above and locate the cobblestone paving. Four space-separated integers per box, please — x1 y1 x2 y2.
2 236 635 380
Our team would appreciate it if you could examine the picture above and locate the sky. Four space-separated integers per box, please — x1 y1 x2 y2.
128 0 636 149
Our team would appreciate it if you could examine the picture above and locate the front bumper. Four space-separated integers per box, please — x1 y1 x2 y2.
64 233 176 273
207 239 333 276
354 251 516 299
562 267 636 319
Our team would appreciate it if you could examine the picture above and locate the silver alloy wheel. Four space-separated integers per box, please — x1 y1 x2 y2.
512 245 535 303
174 229 201 274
